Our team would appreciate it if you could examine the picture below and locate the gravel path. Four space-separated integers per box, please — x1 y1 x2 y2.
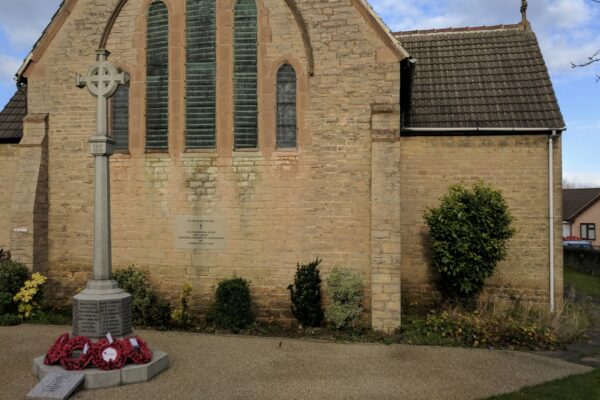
0 324 592 400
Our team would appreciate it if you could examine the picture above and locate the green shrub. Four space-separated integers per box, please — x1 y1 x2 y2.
0 260 30 315
0 313 21 326
288 258 324 327
325 268 363 330
14 272 47 319
208 277 253 331
171 283 193 328
424 182 515 303
113 266 171 329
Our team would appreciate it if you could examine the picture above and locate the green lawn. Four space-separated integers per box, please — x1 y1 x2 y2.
483 266 600 400
484 369 600 400
564 267 600 297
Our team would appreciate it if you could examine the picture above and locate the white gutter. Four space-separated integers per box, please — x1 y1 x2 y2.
402 127 567 133
549 130 559 313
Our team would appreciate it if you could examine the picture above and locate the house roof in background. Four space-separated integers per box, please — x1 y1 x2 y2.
563 188 600 221
395 26 565 129
0 90 26 143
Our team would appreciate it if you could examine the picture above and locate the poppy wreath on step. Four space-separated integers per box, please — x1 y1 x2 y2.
91 338 128 371
125 336 153 364
44 333 70 365
60 336 93 371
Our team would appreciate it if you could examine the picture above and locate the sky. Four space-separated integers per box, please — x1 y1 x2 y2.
0 0 599 186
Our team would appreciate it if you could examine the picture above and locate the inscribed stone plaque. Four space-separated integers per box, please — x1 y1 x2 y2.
175 216 227 250
27 372 84 400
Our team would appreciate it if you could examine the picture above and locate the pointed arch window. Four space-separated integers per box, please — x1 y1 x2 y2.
276 64 297 148
111 82 129 151
186 0 216 149
146 1 169 150
234 0 258 149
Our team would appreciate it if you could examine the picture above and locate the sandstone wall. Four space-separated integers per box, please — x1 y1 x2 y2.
0 145 19 250
24 0 401 326
399 135 563 307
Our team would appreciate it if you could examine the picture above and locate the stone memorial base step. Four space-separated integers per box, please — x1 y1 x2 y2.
32 350 168 390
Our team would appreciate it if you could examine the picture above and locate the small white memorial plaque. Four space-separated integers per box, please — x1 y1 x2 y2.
27 373 84 400
174 216 227 250
129 337 139 348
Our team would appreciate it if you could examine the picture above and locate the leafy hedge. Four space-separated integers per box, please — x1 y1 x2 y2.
564 247 600 276
0 260 30 315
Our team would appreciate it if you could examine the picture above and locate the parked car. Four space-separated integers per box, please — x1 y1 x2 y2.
563 240 593 249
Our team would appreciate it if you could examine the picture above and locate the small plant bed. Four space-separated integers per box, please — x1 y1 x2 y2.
144 299 588 351
397 299 589 351
484 369 600 400
168 320 392 344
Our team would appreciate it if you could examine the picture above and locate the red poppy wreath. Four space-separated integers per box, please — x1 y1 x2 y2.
125 336 153 364
44 333 70 365
91 338 128 371
60 336 93 371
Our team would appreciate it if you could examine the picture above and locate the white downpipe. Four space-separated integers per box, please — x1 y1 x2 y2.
549 131 557 313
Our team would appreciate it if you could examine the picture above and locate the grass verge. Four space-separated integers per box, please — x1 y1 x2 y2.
565 266 600 298
484 369 600 400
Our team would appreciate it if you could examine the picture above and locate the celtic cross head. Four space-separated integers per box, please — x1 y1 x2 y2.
76 49 129 99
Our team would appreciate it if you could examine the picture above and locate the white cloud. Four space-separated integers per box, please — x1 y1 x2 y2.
563 172 600 187
0 0 62 49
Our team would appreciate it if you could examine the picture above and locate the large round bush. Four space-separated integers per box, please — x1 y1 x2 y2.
209 277 253 331
424 182 515 302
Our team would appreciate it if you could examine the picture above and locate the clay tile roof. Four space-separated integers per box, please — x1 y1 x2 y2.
563 188 600 221
394 26 565 129
0 90 27 143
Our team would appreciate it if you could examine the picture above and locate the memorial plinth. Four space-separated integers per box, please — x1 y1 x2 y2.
72 280 132 338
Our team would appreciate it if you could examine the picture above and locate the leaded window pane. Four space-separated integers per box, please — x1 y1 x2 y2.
186 0 216 149
112 83 129 151
146 1 169 150
277 64 297 148
234 0 258 149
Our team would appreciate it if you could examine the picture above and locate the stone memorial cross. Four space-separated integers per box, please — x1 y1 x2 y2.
76 49 128 281
71 49 132 338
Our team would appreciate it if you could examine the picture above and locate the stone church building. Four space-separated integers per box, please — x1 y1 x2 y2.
0 0 565 331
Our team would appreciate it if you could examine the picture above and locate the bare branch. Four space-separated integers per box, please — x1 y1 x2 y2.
571 49 600 70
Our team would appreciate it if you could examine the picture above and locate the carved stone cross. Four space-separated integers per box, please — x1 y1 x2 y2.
76 49 129 138
71 49 132 339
